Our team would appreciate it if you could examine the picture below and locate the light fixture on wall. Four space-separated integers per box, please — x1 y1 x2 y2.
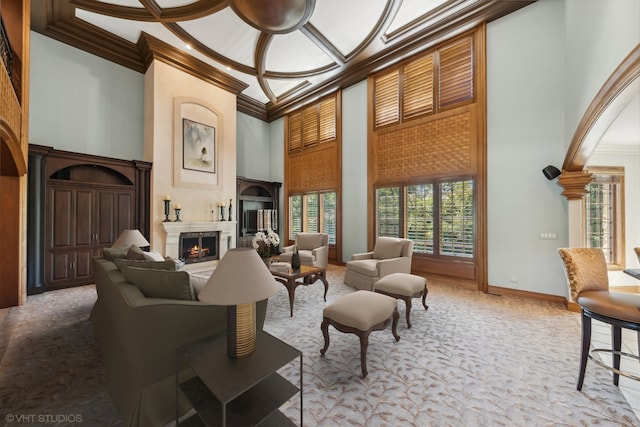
542 165 562 180
198 248 280 358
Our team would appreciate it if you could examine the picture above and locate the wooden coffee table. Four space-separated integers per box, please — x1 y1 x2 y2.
270 264 329 317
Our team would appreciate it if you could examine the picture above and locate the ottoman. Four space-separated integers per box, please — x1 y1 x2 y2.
374 273 428 328
320 290 400 378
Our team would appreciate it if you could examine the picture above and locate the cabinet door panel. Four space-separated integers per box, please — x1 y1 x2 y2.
75 250 94 280
75 190 94 246
51 188 73 248
116 192 135 233
49 252 71 283
96 191 116 245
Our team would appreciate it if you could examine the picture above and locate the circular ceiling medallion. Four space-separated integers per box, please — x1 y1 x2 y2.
230 0 316 34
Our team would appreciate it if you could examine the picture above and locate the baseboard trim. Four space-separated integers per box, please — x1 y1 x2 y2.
487 285 568 307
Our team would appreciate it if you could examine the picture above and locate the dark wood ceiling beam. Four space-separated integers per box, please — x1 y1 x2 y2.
138 33 249 95
300 23 345 65
71 0 228 22
237 94 268 121
255 33 277 103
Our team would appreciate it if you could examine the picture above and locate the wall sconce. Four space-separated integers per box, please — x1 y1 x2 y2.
542 165 561 180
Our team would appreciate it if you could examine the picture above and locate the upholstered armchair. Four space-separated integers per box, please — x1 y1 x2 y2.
279 232 329 268
344 237 414 291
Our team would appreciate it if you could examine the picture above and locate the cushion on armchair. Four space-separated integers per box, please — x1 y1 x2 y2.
120 266 196 300
373 237 404 260
114 258 177 271
297 233 324 251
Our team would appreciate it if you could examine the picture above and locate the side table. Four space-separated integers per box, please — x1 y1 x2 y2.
176 331 302 426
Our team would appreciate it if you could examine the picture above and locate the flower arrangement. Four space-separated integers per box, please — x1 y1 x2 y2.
252 228 280 258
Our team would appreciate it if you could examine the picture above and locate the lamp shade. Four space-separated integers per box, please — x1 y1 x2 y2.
199 248 280 305
112 229 150 248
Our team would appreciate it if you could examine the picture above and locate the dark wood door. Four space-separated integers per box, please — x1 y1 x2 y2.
46 185 135 290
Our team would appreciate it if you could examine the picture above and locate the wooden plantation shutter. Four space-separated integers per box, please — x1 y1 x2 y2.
319 97 336 143
374 70 400 127
302 106 319 148
288 112 302 151
403 54 434 119
438 36 474 108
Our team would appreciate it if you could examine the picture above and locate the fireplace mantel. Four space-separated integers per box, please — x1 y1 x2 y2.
162 221 236 261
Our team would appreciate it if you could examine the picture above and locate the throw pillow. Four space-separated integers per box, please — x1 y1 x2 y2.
103 246 131 261
372 237 404 260
120 266 195 300
127 245 146 260
296 233 323 251
143 251 165 262
114 258 177 272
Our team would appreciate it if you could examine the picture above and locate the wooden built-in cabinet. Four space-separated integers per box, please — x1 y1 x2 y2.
236 177 281 248
28 145 151 293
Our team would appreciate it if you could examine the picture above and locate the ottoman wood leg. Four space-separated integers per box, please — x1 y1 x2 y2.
422 284 429 310
359 332 370 378
320 317 331 355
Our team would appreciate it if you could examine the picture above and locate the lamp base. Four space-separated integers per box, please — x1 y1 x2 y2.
226 303 256 358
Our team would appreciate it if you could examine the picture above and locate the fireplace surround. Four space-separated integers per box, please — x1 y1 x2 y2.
162 221 236 268
179 231 220 264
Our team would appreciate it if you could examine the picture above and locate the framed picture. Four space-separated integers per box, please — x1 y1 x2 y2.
182 118 215 174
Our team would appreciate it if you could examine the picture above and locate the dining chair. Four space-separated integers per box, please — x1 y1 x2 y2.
558 248 640 390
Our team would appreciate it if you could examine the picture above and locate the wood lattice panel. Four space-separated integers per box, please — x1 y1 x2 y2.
374 111 473 182
288 145 338 193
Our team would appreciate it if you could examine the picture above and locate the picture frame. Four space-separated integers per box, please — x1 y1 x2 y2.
182 118 215 174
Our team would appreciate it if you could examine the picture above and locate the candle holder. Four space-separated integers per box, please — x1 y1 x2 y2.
211 210 216 222
220 205 226 221
163 199 171 222
174 208 182 222
228 198 233 221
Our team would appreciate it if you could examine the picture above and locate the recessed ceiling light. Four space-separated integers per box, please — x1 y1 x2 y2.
185 44 192 50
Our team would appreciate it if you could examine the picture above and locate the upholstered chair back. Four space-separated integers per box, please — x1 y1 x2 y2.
296 232 328 251
558 248 609 301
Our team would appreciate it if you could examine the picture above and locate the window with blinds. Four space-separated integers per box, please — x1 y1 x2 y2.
584 167 624 267
287 95 337 152
371 34 473 128
288 191 337 244
376 178 475 259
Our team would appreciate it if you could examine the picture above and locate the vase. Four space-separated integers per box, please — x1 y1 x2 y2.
291 250 301 271
261 256 272 268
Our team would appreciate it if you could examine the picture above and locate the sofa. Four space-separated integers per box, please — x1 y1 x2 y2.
90 254 268 427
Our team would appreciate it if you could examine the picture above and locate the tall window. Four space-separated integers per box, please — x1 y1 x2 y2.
289 191 337 244
584 167 624 266
376 178 475 259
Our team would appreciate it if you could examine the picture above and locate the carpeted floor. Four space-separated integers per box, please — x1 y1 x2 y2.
1 265 638 426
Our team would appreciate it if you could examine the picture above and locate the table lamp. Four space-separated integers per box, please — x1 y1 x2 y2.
198 248 280 358
112 229 150 249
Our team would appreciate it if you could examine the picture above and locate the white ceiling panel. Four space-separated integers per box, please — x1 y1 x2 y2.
310 0 387 57
265 31 333 73
180 8 259 68
155 0 196 7
387 0 449 34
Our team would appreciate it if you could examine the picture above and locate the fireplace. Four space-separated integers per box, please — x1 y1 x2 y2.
179 231 220 264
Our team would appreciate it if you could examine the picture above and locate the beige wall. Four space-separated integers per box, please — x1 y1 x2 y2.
144 60 238 254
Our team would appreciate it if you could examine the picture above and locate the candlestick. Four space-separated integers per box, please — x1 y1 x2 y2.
163 198 171 222
163 195 171 201
228 198 233 221
219 204 226 221
174 208 182 222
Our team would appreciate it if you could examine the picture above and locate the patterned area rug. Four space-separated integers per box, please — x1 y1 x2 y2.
0 265 637 426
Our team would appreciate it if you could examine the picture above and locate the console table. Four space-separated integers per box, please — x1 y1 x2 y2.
176 330 302 426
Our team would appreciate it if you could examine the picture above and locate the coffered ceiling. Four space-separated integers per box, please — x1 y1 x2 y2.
31 0 535 121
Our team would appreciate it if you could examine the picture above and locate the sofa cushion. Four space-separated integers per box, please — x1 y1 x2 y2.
297 233 323 251
103 246 131 261
114 258 177 272
346 259 380 277
143 251 165 262
373 237 404 260
120 266 195 300
127 245 146 260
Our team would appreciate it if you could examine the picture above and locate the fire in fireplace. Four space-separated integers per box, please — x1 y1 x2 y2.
179 231 220 264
